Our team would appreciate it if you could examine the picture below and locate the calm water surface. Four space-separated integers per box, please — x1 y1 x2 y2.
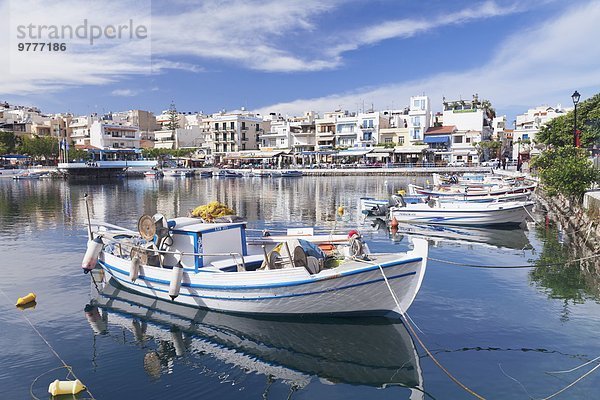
1 176 599 399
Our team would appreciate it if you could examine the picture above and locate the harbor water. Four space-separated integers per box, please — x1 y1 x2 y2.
1 175 599 399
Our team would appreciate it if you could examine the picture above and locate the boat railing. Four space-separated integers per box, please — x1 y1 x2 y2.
97 234 247 271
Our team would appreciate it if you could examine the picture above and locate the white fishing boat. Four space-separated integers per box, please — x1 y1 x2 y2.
165 168 194 177
408 183 536 198
87 274 424 392
81 213 428 317
12 170 44 180
389 197 535 226
218 169 243 178
280 170 303 177
144 170 164 178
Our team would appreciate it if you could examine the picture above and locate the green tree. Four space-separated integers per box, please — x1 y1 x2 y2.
537 93 600 147
0 130 17 154
473 139 501 160
18 136 60 163
166 102 180 131
532 146 599 200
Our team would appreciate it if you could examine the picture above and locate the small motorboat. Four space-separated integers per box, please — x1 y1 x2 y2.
280 170 303 177
81 213 428 317
218 169 243 178
389 197 535 226
144 170 164 178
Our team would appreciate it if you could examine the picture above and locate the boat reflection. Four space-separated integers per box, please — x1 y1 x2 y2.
365 218 531 250
86 274 425 396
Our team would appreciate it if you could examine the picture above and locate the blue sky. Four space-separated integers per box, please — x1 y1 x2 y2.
1 0 600 121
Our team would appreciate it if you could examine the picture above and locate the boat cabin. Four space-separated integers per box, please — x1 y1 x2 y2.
165 218 247 271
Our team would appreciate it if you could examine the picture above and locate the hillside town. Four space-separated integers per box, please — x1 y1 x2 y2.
0 95 572 169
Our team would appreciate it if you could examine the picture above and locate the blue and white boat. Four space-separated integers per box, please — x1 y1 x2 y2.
82 214 428 317
389 198 535 226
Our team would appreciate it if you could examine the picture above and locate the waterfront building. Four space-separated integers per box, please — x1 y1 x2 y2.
442 94 494 165
512 104 571 162
154 112 205 150
424 125 456 164
204 110 270 164
408 96 432 143
335 113 359 148
69 115 140 149
357 111 389 147
110 110 159 141
315 111 345 149
288 111 317 154
379 109 410 147
260 115 291 150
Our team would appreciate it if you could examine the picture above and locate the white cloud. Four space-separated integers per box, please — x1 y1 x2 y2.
329 0 522 56
0 0 524 95
111 88 137 97
253 1 600 116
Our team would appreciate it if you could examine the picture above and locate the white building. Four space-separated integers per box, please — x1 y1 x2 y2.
442 95 494 165
512 104 571 161
408 96 432 143
70 116 140 149
204 110 270 162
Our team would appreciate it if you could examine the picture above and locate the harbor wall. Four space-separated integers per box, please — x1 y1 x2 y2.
537 190 600 274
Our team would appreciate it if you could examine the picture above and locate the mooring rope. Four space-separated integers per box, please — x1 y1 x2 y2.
427 253 600 269
356 258 487 399
0 288 96 400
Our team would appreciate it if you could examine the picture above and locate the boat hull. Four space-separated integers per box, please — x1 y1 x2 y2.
98 240 427 317
390 201 534 226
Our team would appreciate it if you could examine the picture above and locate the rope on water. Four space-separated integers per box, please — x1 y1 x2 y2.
428 253 600 269
356 258 487 399
0 288 96 400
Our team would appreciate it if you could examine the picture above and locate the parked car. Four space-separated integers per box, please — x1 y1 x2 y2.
448 161 466 167
482 159 500 167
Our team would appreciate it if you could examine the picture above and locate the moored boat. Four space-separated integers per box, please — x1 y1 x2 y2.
82 214 428 317
389 197 534 226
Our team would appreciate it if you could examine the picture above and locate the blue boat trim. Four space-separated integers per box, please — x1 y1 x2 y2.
104 265 417 301
99 256 422 290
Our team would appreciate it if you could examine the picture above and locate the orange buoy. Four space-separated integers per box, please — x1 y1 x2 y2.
390 217 399 228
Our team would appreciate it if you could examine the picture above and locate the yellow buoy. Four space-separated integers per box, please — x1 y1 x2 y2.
48 379 86 396
397 189 406 196
15 292 36 307
337 206 344 216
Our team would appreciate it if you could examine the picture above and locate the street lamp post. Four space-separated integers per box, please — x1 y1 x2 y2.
517 138 522 171
572 90 581 147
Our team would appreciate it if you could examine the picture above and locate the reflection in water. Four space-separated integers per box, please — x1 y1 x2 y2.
86 273 425 397
529 224 600 321
362 218 531 250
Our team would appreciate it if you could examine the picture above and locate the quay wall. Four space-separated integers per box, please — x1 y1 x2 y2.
537 190 600 274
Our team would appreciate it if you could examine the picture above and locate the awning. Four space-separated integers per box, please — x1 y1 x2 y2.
224 150 285 159
332 149 372 157
423 135 450 144
394 146 428 154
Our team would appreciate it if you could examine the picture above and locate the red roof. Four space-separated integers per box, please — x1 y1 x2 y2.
425 125 456 135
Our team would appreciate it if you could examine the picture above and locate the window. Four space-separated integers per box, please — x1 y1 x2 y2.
454 136 463 144
398 137 405 145
466 137 471 143
385 138 392 144
214 122 219 130
412 116 421 127
230 121 234 129
215 144 220 152
411 128 421 140
230 132 234 141
280 138 285 145
241 122 246 130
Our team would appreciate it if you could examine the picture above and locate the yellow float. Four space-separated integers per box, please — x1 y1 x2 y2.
15 292 36 307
